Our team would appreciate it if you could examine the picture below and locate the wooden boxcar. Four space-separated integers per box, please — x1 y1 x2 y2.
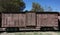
36 12 58 30
26 12 36 27
0 12 59 31
2 13 26 27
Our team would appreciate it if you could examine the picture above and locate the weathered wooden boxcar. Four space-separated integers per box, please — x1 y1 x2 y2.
2 13 26 27
36 12 58 30
0 12 59 31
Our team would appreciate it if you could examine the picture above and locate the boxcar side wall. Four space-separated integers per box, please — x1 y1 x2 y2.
37 14 58 27
2 13 26 27
1 12 58 29
18 14 26 27
26 13 36 26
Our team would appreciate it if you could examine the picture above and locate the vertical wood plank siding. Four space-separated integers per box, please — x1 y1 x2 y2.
2 13 26 27
18 14 26 27
37 14 58 27
26 13 36 26
37 14 42 27
1 12 58 27
12 14 19 27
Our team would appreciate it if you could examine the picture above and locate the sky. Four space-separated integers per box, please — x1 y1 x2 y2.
23 0 60 12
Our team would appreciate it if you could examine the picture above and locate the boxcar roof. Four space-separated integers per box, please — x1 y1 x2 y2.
0 11 59 14
27 11 58 14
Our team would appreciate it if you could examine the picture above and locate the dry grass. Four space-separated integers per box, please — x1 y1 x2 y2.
0 32 60 35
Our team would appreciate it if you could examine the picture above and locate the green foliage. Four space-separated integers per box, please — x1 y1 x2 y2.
0 0 25 12
31 2 44 12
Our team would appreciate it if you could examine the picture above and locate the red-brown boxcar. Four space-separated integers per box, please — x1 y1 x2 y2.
2 13 26 28
1 12 59 31
36 12 58 30
26 13 36 26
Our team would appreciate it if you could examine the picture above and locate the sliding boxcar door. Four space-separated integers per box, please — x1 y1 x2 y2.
18 14 26 27
26 13 36 26
11 14 19 27
41 14 48 26
36 14 42 29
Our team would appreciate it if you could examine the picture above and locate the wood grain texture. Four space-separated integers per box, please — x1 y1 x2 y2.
26 13 36 26
1 13 58 28
37 14 58 27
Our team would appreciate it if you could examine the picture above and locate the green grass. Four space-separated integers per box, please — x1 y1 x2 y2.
1 32 60 35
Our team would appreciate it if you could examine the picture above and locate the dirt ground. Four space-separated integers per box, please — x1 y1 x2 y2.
0 32 60 35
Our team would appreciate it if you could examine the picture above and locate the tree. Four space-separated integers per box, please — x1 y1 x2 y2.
31 2 44 12
0 0 25 12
